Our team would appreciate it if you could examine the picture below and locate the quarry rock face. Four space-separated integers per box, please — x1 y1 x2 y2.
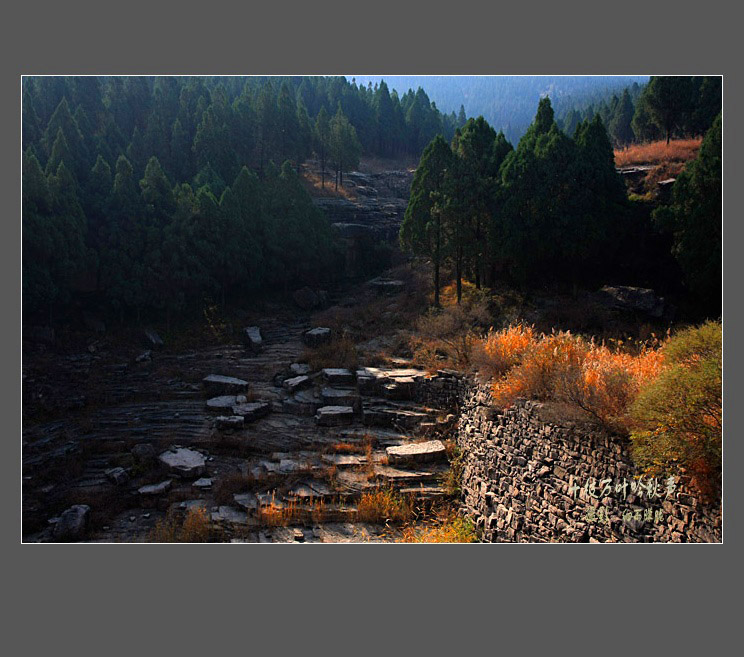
158 448 207 478
52 505 90 541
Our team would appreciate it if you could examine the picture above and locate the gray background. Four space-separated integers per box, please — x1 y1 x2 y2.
4 0 738 652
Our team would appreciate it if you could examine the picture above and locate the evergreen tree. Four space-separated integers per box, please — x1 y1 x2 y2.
314 106 331 188
400 134 453 306
653 114 721 314
608 89 635 146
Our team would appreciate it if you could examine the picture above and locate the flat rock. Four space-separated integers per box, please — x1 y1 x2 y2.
290 363 311 376
282 389 322 416
211 506 247 524
138 480 172 495
316 405 355 427
215 415 244 431
193 478 213 489
283 375 312 392
321 453 365 467
386 440 447 465
203 374 249 393
321 386 360 410
322 368 354 386
231 401 271 422
233 493 258 510
158 448 207 478
242 326 263 353
303 327 332 347
52 505 90 541
206 395 239 411
363 405 432 429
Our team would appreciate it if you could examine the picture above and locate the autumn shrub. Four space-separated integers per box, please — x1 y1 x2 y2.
471 324 535 379
481 326 664 431
629 321 722 499
400 513 477 543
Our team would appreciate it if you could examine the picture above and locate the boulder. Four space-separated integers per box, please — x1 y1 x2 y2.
143 328 164 348
597 286 665 318
315 405 355 427
303 327 332 347
242 326 263 353
138 480 173 496
290 363 311 376
105 467 129 485
231 401 271 422
203 374 249 394
283 375 312 393
158 448 207 478
386 440 447 466
322 368 354 386
52 505 90 541
293 286 320 310
215 415 244 431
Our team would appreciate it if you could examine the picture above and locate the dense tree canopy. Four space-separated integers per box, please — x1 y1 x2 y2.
23 76 466 319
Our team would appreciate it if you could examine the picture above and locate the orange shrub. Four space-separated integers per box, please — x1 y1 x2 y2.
614 138 702 167
481 326 665 431
472 324 536 379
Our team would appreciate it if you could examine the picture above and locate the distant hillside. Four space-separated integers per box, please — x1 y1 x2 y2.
351 75 649 143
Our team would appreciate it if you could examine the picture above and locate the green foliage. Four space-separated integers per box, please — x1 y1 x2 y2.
653 114 721 314
630 321 722 499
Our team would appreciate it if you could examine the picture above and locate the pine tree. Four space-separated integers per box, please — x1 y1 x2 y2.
400 134 453 306
653 113 721 314
314 106 331 187
608 89 635 146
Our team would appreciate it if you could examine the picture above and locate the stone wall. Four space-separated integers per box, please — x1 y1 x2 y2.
453 383 722 543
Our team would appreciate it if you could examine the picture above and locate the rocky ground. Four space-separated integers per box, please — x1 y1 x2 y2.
22 268 464 543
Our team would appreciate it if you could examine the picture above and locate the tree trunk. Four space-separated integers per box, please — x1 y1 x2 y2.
320 149 325 188
456 247 462 305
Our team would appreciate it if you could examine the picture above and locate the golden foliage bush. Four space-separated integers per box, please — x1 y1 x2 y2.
629 321 722 499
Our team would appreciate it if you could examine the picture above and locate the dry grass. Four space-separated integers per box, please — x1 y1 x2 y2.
301 335 359 371
614 138 702 167
476 325 665 432
149 507 213 543
356 488 416 525
400 512 477 543
300 168 357 200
